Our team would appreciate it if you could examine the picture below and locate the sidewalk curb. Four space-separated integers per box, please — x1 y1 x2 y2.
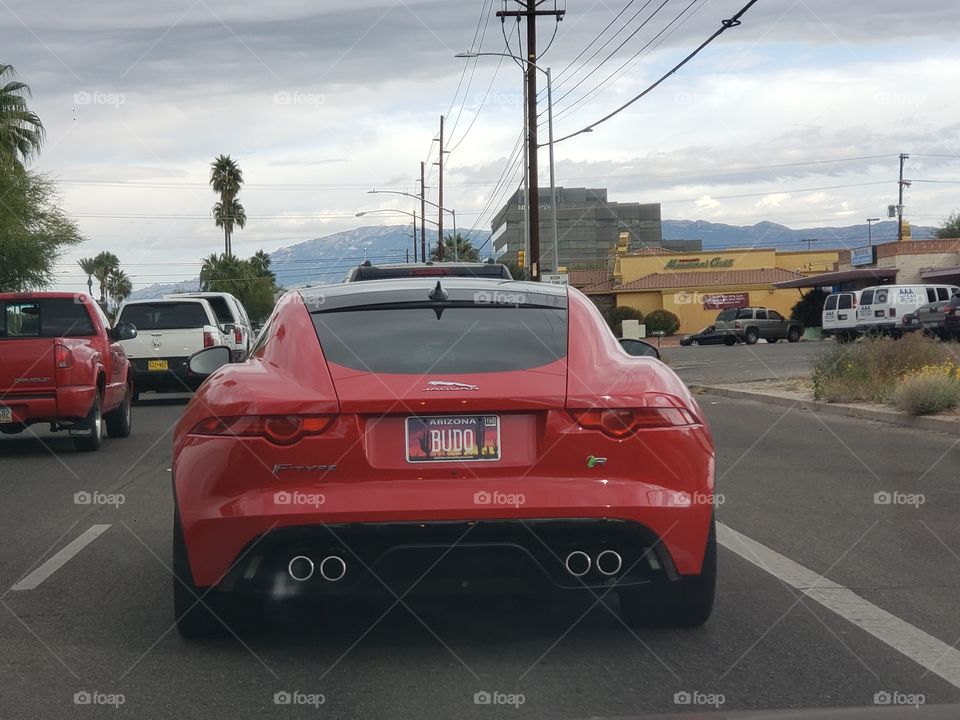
690 384 960 436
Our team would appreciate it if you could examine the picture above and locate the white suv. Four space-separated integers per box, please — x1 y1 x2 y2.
166 292 254 361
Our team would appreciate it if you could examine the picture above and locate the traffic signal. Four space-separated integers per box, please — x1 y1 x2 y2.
518 249 526 267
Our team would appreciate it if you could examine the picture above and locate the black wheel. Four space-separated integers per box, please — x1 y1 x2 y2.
723 336 736 347
767 337 779 344
105 382 133 438
619 516 716 627
744 328 759 345
787 327 801 343
173 507 230 639
132 385 141 404
73 393 103 452
690 340 699 346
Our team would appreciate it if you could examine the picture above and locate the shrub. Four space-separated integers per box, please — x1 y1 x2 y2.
790 289 826 328
645 309 681 336
893 365 960 415
606 306 644 336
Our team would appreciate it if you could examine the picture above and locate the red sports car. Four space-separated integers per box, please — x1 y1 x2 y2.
171 279 716 638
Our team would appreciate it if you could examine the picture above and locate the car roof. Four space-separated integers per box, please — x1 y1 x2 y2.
346 261 512 282
167 291 237 299
120 297 213 306
0 292 92 301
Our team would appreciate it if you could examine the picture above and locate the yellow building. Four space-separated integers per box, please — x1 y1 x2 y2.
601 244 840 333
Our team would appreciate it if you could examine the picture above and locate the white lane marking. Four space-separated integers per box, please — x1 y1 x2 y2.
719 522 960 689
11 524 111 591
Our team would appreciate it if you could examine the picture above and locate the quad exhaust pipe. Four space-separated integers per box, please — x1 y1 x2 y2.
564 549 623 577
287 554 347 582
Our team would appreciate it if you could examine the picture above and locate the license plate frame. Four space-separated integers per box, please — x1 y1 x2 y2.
0 406 11 423
405 414 501 463
147 359 169 372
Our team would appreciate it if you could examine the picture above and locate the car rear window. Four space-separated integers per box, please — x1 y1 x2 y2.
0 299 95 338
824 295 838 311
838 294 853 310
311 306 567 373
861 290 874 304
118 302 209 330
716 309 736 322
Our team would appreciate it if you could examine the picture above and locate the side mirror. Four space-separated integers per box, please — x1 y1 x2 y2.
187 346 232 377
113 322 138 341
618 338 661 360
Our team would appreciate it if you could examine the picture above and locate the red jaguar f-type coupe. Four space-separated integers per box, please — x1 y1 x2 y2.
171 278 716 638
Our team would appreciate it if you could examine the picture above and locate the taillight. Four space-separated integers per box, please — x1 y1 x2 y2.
234 326 243 344
889 308 896 317
190 415 334 445
569 407 697 438
734 321 741 329
203 330 215 348
54 343 72 369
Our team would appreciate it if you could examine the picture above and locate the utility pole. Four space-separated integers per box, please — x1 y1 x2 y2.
420 161 427 262
438 115 445 261
412 208 418 262
898 153 910 243
496 1 565 280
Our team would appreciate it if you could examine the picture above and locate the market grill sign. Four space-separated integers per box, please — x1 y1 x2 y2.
702 292 750 310
664 257 735 270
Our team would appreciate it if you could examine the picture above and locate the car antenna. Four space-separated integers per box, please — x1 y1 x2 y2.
428 280 448 302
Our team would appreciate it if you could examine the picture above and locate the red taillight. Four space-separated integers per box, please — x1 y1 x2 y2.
54 343 72 369
234 326 243 344
734 321 741 329
190 415 334 445
889 308 897 317
203 330 215 348
569 407 697 437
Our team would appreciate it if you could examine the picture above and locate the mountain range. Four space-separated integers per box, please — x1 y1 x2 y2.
127 219 937 300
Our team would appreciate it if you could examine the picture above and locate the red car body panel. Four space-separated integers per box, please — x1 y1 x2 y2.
0 292 129 426
173 286 715 589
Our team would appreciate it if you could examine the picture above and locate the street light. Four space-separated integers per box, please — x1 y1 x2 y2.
456 51 559 277
367 190 458 260
866 217 880 246
356 209 434 261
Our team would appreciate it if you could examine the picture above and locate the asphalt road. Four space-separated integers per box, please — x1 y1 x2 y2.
2 389 960 719
663 339 823 384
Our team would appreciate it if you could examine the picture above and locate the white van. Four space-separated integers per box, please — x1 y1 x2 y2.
856 284 960 336
822 291 859 342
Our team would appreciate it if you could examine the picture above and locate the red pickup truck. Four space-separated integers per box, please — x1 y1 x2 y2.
0 292 137 451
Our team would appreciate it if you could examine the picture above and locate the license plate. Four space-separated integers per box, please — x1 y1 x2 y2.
406 415 500 463
147 359 169 371
0 406 11 423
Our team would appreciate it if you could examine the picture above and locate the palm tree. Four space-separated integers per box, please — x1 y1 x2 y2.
209 155 243 256
0 64 45 169
213 198 246 253
77 257 97 297
431 233 479 262
91 251 120 304
105 268 132 310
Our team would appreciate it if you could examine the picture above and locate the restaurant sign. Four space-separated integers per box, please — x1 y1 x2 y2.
665 257 735 270
702 292 749 310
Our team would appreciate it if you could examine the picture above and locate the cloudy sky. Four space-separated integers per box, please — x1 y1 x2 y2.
4 0 960 290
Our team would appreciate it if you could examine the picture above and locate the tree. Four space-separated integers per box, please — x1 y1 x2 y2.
91 251 120 304
0 170 84 291
605 306 645 336
77 256 97 297
106 268 132 309
0 64 45 169
200 251 277 321
431 233 479 263
936 211 960 239
645 309 681 336
209 155 244 255
790 288 826 328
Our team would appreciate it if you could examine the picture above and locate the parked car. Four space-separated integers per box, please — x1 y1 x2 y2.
679 325 734 347
821 291 859 343
115 298 230 399
171 279 716 638
909 291 960 340
167 291 253 362
856 284 960 336
714 307 802 345
0 292 136 451
344 260 512 282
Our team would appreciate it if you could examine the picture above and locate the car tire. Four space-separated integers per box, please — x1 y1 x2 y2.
744 328 759 345
173 507 230 639
73 393 104 452
619 515 717 627
767 337 778 343
723 336 736 347
105 382 133 438
787 327 801 343
691 340 699 346
132 385 141 404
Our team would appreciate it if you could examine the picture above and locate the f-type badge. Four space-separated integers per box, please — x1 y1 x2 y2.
586 455 607 468
272 464 336 474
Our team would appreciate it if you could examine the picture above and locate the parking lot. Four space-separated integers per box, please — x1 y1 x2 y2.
3 376 960 718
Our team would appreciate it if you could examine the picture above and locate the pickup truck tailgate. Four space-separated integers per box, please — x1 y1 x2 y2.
0 338 55 395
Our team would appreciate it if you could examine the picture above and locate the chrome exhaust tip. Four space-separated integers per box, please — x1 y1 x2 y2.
596 549 622 576
288 555 315 582
319 555 347 582
564 550 591 577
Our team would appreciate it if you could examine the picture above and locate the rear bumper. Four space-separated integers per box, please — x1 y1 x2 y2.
0 386 95 426
130 357 198 392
